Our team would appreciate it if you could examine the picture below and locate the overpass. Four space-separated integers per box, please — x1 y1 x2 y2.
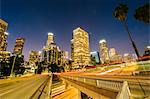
58 75 150 99
0 73 149 99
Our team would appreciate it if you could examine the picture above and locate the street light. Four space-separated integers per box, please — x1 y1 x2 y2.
10 55 17 77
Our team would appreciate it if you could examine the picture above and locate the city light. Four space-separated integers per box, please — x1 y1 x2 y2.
4 32 9 35
48 32 53 35
38 51 42 54
0 1 149 99
99 39 106 44
147 46 150 49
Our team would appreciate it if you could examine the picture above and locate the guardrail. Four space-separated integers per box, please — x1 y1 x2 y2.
49 73 53 99
63 76 123 92
62 76 131 98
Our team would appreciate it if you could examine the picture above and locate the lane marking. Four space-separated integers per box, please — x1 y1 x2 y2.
96 68 121 75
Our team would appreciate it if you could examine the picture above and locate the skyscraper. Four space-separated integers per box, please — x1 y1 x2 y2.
109 48 117 57
71 27 90 68
13 38 25 55
42 42 58 64
0 51 11 62
42 33 64 65
123 53 132 63
99 39 109 64
29 50 41 66
143 46 150 56
64 51 69 59
0 19 8 51
63 51 69 66
109 48 122 63
46 32 54 46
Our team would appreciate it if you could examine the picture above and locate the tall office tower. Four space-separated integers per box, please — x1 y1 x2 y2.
90 51 100 64
42 42 58 64
46 32 54 46
109 48 123 63
13 38 25 55
58 50 65 65
0 19 8 51
61 51 69 66
99 39 109 64
72 27 90 68
109 48 119 62
29 50 41 66
42 33 64 65
143 46 150 56
0 51 11 62
123 53 132 63
109 48 117 57
64 51 69 59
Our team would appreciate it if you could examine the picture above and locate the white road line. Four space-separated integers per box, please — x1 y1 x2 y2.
0 89 15 96
96 68 121 75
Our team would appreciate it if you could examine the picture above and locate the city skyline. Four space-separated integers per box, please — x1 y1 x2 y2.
1 0 149 60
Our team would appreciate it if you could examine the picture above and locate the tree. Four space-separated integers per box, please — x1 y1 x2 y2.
59 66 65 72
134 3 150 23
68 60 72 71
37 62 42 74
51 63 60 73
113 4 128 21
113 4 140 58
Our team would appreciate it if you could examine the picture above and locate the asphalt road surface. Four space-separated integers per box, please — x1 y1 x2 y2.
0 75 51 99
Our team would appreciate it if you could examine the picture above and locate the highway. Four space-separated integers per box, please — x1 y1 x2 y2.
0 75 51 99
58 73 150 98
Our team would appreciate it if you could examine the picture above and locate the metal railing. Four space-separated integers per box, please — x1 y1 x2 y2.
63 76 123 92
62 76 131 98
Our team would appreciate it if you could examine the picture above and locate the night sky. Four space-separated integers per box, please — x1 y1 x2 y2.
1 0 149 60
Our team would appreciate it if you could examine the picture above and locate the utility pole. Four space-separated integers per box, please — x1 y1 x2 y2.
10 55 17 77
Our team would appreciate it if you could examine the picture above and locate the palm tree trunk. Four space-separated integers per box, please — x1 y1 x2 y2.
124 21 140 58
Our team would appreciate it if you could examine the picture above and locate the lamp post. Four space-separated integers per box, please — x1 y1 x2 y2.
10 55 17 77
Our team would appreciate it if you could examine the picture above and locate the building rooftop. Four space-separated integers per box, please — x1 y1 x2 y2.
99 39 106 43
4 32 9 35
147 46 150 49
0 19 8 26
48 32 53 35
73 27 88 34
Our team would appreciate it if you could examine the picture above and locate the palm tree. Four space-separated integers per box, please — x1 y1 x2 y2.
113 4 140 58
134 3 150 23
